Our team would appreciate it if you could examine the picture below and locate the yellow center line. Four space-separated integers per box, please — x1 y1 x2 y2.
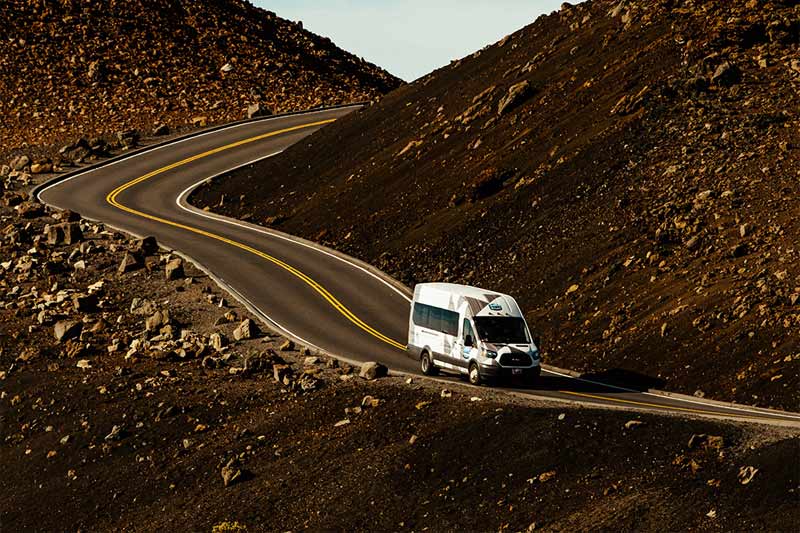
104 117 786 422
106 119 406 351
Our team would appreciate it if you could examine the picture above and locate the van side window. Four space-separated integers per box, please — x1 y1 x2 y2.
412 303 459 336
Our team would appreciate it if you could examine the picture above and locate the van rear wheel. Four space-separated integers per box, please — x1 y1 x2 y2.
468 362 482 386
420 351 437 376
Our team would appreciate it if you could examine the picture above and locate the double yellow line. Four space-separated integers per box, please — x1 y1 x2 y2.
104 117 792 423
106 119 407 351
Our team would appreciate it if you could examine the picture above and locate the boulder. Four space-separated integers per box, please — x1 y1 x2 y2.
62 223 83 245
279 339 295 352
210 332 226 351
116 130 139 149
30 162 53 174
711 62 740 87
72 293 98 313
130 298 157 316
145 310 170 332
359 361 388 380
192 116 208 128
15 201 45 219
221 458 243 487
54 320 82 342
497 81 532 116
247 103 272 119
135 236 158 255
10 155 30 171
165 258 184 280
118 252 142 273
153 124 170 136
233 319 258 341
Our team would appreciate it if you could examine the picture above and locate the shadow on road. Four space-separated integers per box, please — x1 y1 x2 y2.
526 368 667 394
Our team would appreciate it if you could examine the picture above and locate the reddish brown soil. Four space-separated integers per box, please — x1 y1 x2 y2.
194 0 800 411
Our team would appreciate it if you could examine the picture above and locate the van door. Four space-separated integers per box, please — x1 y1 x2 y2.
451 318 477 370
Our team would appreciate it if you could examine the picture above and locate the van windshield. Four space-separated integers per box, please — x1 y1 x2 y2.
474 317 529 344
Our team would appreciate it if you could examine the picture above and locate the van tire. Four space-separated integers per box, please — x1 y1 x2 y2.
468 362 482 386
420 351 437 376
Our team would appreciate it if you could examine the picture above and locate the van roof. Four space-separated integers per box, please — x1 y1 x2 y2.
414 282 510 300
413 283 523 318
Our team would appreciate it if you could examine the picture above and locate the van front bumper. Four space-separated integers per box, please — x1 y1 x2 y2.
480 364 541 381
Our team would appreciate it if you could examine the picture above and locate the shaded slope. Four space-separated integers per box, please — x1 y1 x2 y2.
195 0 800 410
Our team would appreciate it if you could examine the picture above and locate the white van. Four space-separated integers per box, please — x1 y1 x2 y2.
406 282 541 386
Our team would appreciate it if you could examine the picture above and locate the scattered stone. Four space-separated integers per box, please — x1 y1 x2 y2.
30 162 53 174
440 389 452 398
738 466 758 485
221 458 244 487
359 361 388 380
54 320 82 342
334 419 351 427
233 319 258 340
16 201 45 219
731 244 748 258
72 293 98 313
210 333 226 351
498 80 532 116
165 258 184 280
76 359 91 369
624 420 644 429
153 124 170 136
145 310 170 332
361 395 380 408
537 470 557 483
10 155 30 171
135 236 158 255
104 425 125 441
711 62 740 87
118 252 142 273
247 103 272 119
279 339 295 352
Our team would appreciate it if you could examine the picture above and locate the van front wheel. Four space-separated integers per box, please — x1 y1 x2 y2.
468 363 482 386
420 352 437 376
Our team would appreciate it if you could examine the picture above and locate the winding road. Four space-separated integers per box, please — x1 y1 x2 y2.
36 106 800 425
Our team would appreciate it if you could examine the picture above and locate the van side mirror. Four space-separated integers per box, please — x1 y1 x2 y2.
464 335 474 347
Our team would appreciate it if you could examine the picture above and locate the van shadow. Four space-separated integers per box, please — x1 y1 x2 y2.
516 368 666 394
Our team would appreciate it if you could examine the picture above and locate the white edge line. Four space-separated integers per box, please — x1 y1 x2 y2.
36 111 800 424
175 152 413 304
176 155 800 422
175 150 800 420
35 106 360 201
542 368 800 421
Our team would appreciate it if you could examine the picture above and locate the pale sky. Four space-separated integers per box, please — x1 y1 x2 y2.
255 1 568 81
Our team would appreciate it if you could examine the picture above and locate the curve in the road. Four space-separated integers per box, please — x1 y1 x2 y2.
36 107 800 425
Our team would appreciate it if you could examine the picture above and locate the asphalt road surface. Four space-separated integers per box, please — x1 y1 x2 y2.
37 107 800 425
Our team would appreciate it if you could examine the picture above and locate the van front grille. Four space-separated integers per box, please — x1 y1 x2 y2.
499 352 532 367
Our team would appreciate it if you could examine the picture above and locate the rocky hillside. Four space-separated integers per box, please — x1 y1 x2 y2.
0 0 400 159
1 190 798 531
194 0 800 410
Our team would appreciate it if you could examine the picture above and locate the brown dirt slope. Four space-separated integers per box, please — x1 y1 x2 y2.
194 0 800 411
0 0 401 159
1 142 797 533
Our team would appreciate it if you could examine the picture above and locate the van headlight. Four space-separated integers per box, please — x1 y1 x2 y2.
531 350 541 360
483 349 498 359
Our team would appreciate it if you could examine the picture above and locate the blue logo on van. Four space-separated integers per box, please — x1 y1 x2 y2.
488 303 502 311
